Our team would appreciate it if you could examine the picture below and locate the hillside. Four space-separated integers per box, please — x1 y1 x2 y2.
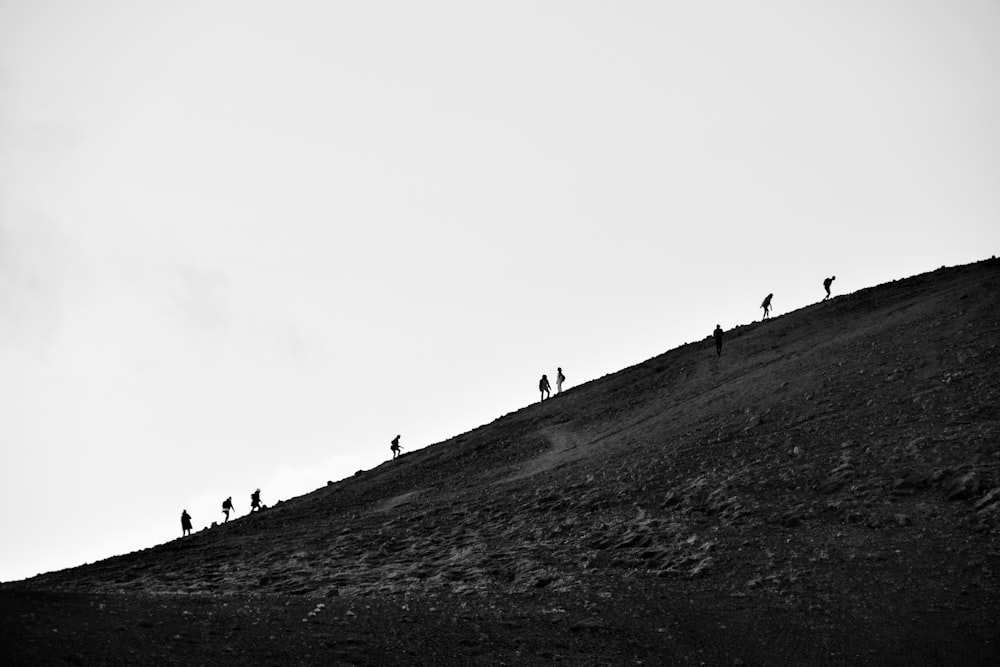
3 258 999 666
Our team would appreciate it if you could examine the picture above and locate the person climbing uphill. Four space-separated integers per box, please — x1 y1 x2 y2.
250 488 263 513
713 324 724 357
221 496 234 522
539 374 551 401
760 293 773 319
823 276 836 300
391 434 402 460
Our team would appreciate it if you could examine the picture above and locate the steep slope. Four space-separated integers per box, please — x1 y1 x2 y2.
4 258 1000 665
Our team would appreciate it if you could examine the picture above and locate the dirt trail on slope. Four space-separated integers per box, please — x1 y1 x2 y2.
501 426 596 482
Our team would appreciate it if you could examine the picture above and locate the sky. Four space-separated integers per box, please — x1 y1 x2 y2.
1 0 998 582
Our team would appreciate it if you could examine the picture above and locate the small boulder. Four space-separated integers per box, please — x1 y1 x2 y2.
945 472 980 501
974 487 1000 511
779 511 803 528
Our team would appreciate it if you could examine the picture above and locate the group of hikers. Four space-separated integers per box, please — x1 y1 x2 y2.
538 366 566 402
390 275 836 464
388 367 568 462
183 276 842 528
717 276 838 357
179 488 265 536
758 276 835 321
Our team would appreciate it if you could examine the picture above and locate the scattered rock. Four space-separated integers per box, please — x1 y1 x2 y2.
820 478 846 495
689 557 712 577
945 472 980 501
974 488 1000 511
929 468 954 485
613 532 652 549
844 511 864 524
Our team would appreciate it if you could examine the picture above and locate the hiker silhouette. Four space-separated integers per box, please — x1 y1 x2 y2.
539 374 551 401
250 489 262 513
180 509 192 536
556 367 566 394
713 324 724 357
823 276 836 300
391 434 402 460
221 496 234 522
761 293 773 320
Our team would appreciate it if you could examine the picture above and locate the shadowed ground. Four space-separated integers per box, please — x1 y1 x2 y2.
3 258 999 665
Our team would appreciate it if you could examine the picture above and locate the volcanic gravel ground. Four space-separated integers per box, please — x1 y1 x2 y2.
4 258 1000 665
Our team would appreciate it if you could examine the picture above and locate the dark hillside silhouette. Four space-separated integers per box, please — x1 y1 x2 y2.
3 258 999 666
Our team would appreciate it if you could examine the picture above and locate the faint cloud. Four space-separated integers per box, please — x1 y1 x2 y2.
0 212 79 355
256 316 313 365
166 262 232 335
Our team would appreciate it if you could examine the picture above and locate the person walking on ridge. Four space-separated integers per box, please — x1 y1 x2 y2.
250 488 262 513
539 374 551 401
713 324 724 357
221 496 234 522
181 509 193 536
391 434 402 460
556 367 566 394
823 276 836 300
761 293 773 320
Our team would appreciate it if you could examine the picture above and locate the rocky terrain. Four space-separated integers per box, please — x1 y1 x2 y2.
3 258 999 665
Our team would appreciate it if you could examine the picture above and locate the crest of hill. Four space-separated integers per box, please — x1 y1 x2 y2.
10 258 1000 600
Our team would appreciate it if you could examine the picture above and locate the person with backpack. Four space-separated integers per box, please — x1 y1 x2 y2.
760 293 773 319
539 374 551 401
823 276 836 300
390 434 402 460
713 324 724 357
556 367 566 394
181 509 193 536
250 489 262 513
221 496 234 522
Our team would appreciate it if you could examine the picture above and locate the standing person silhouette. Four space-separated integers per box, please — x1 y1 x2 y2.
761 293 773 320
539 374 551 401
823 276 836 300
250 489 262 513
556 367 566 394
391 434 402 460
713 324 724 357
181 509 193 536
221 496 234 522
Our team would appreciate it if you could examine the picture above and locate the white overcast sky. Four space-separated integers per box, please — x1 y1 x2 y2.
1 1 998 582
